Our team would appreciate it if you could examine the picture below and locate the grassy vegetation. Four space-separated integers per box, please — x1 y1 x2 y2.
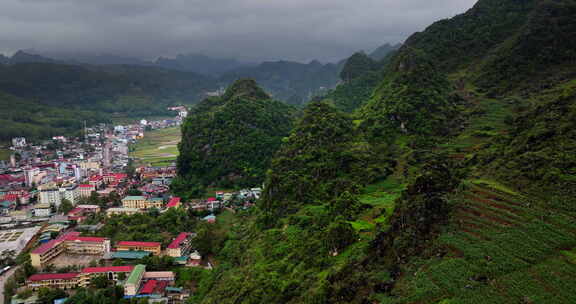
350 176 406 236
438 87 515 157
392 181 576 303
130 127 181 166
0 147 10 161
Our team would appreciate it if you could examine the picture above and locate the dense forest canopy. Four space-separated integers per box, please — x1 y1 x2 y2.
174 79 298 197
184 0 576 303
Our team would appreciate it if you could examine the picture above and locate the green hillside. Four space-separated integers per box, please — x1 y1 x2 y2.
174 79 298 197
184 0 576 303
0 91 109 141
0 62 219 141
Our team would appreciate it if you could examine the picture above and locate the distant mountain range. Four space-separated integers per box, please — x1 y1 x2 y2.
0 44 399 107
0 43 399 141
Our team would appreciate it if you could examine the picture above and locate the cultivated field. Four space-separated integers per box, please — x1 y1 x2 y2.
130 127 181 167
387 180 576 303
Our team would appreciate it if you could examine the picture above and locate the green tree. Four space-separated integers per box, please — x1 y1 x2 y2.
90 274 109 289
37 287 67 304
58 198 74 214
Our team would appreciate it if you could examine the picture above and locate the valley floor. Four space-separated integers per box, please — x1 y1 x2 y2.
130 127 181 167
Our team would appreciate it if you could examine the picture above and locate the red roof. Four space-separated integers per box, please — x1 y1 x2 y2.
105 173 127 180
63 232 81 239
28 273 79 281
117 241 160 247
89 175 103 181
82 266 134 274
32 239 60 254
67 207 83 216
167 232 190 249
156 280 168 293
66 236 106 243
140 280 157 294
166 197 181 208
207 197 216 202
79 184 95 188
2 194 19 202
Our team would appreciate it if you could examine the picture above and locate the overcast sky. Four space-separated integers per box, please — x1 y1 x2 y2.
0 0 478 62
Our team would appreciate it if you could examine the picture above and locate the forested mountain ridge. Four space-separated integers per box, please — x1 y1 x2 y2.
219 60 342 105
174 79 298 197
0 91 108 141
0 46 398 142
0 62 215 109
186 0 576 303
0 62 218 141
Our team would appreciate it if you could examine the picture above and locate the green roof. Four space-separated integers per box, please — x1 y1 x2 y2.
148 198 163 202
0 201 14 208
111 251 151 259
122 196 146 201
125 264 146 285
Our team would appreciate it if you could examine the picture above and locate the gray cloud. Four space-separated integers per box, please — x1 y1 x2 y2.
0 0 478 62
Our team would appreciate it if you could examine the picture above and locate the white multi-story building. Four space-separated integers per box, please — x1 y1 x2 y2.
60 185 79 205
12 137 26 148
39 188 61 206
24 167 40 187
39 184 79 207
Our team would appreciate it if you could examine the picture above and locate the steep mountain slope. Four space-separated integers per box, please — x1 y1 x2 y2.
404 0 538 73
193 100 394 304
174 79 298 195
186 0 576 303
369 43 402 61
359 48 461 143
323 49 397 113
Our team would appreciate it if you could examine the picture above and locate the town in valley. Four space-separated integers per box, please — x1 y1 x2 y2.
0 106 261 304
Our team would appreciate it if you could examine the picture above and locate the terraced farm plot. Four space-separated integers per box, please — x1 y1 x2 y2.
350 177 406 236
130 127 181 166
394 180 576 304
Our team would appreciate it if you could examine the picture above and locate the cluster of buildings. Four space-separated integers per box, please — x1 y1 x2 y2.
0 112 185 226
26 264 187 302
30 230 199 268
0 108 272 303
